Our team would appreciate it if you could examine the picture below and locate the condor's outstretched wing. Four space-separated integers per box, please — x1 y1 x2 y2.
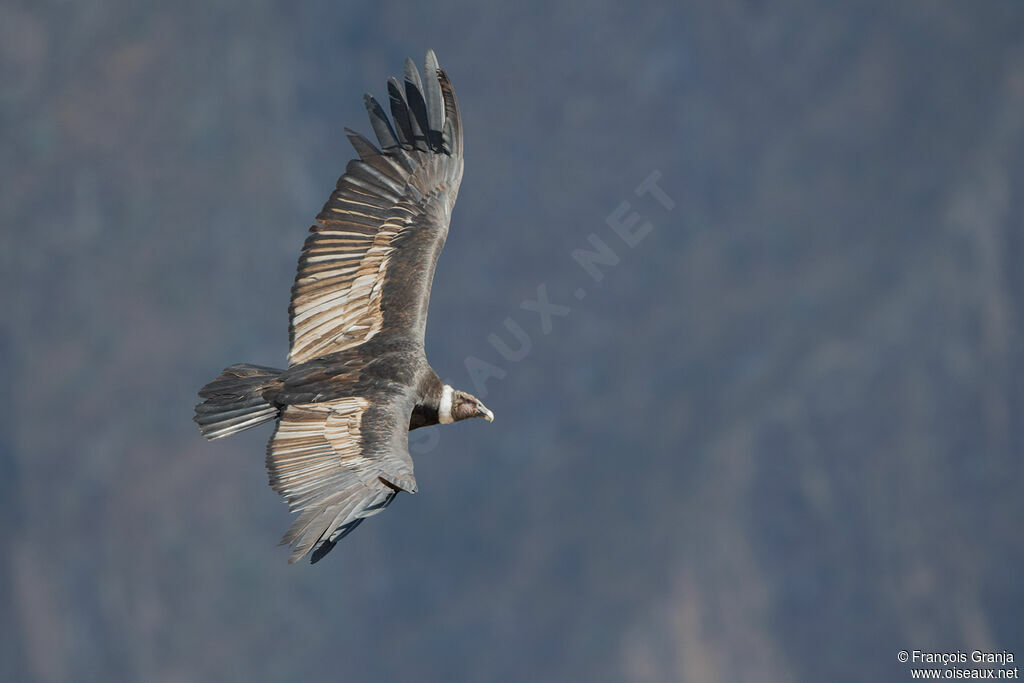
288 50 463 366
267 390 417 563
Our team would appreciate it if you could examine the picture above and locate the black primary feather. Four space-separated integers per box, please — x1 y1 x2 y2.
363 94 399 150
387 77 415 149
423 50 445 149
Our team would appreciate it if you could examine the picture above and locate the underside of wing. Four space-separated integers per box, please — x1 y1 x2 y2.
267 393 417 563
288 51 464 366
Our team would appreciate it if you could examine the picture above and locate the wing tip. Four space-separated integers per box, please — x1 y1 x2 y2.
309 538 337 564
358 50 456 158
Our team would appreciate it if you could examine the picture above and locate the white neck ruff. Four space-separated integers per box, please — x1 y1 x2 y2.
439 384 454 424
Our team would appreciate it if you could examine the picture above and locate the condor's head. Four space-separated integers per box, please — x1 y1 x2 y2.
439 384 494 424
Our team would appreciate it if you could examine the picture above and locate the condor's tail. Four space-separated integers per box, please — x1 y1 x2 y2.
194 364 283 440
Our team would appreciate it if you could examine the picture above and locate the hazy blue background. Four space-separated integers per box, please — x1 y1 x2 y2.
3 1 1023 681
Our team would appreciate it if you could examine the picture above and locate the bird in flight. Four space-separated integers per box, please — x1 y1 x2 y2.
194 51 493 564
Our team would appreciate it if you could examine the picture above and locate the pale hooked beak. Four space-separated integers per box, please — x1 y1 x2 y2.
479 405 494 422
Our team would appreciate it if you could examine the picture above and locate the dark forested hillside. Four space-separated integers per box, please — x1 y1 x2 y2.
3 2 1022 681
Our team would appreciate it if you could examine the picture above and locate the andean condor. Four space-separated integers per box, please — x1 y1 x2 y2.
194 51 493 564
